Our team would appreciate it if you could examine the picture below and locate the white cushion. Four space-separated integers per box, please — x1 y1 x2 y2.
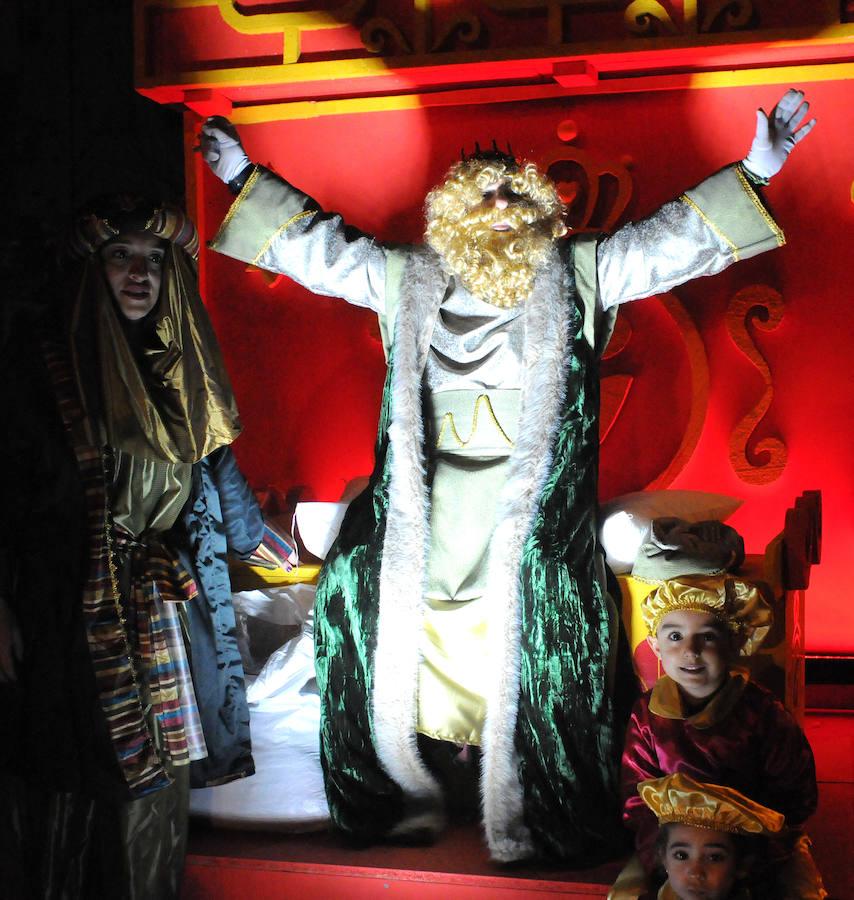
598 490 742 574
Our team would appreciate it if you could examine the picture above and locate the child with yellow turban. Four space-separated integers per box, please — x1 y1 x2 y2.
613 575 825 899
638 772 784 899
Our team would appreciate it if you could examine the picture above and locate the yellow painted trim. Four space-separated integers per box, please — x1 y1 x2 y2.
251 210 316 265
136 54 854 94
145 0 364 30
217 61 854 124
734 165 786 248
233 94 426 123
684 61 854 89
209 164 261 248
678 194 740 262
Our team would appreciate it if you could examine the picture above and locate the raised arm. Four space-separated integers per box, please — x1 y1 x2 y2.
200 117 389 316
595 89 815 311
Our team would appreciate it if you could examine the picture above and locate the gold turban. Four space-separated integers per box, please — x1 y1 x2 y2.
67 196 241 463
639 772 784 836
641 574 772 656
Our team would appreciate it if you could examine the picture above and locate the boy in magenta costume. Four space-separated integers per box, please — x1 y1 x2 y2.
618 575 825 899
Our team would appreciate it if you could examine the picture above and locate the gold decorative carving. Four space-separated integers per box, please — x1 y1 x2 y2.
431 12 482 52
645 293 709 489
624 1 679 36
542 147 633 232
623 0 755 36
361 17 413 54
214 0 369 64
726 283 787 484
362 8 481 55
701 0 754 32
598 292 710 490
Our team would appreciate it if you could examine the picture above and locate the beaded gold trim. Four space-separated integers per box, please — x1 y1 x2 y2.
678 194 740 262
252 210 316 266
734 164 786 248
648 599 741 637
656 813 743 834
209 164 262 249
434 393 515 449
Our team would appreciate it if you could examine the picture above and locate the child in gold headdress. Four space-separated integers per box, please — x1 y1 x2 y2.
638 772 784 899
615 575 825 899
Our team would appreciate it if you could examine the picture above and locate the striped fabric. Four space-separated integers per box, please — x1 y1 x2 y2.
42 342 170 797
156 596 208 762
115 529 203 767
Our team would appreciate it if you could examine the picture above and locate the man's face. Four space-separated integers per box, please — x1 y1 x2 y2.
648 610 732 702
663 824 739 900
477 180 528 233
100 232 167 320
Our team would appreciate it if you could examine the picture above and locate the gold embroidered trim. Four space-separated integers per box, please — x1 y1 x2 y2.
209 164 262 249
734 164 786 248
434 393 515 449
655 813 744 834
678 194 740 262
251 210 316 266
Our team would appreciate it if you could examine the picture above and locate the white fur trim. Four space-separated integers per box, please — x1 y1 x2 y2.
372 250 447 827
480 248 572 862
372 246 573 857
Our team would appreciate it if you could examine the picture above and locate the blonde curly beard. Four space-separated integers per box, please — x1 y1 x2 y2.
424 158 567 309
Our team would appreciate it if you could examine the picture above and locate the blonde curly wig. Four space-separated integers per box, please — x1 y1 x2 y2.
424 158 566 308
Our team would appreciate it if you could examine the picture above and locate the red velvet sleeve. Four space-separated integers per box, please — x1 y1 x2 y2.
620 698 664 874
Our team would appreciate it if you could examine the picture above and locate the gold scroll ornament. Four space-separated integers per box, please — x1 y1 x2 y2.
725 283 787 484
624 0 756 37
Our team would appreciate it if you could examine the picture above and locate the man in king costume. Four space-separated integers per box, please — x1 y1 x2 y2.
200 90 814 862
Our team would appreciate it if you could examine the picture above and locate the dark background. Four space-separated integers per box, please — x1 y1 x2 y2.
4 0 183 279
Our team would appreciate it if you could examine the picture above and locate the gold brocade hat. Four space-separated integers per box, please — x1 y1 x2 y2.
641 574 772 656
639 772 784 836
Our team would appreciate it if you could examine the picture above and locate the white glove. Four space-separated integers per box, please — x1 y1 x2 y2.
200 116 251 185
742 89 816 181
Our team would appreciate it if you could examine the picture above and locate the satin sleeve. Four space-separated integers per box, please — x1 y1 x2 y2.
210 166 389 317
596 164 784 311
206 446 265 561
621 699 666 874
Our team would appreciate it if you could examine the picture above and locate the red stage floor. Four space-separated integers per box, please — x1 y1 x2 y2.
183 713 853 899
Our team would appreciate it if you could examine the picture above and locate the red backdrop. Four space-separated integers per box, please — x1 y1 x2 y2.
136 3 854 654
193 83 853 654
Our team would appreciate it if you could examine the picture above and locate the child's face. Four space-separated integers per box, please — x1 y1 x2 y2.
648 610 733 702
663 823 739 899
